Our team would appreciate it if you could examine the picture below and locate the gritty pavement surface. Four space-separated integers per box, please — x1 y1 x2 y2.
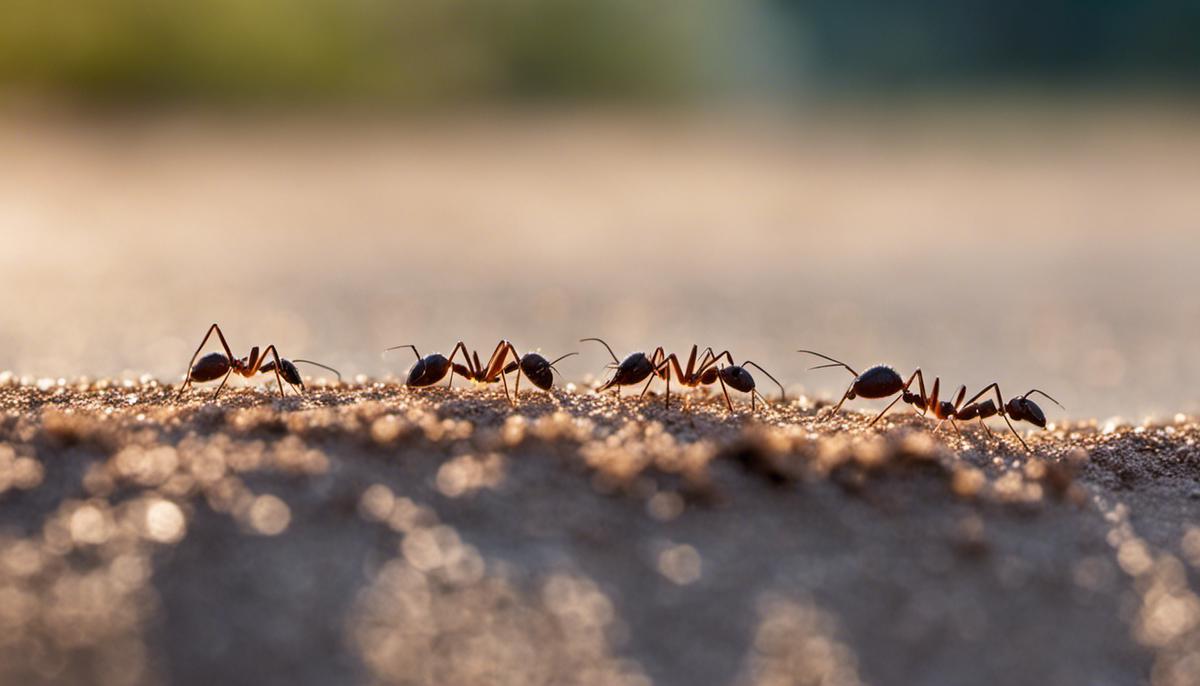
0 379 1198 686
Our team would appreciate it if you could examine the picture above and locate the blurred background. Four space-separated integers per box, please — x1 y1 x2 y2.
1 0 1198 418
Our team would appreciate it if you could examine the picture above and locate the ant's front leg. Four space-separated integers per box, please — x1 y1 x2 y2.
830 381 855 415
256 345 287 398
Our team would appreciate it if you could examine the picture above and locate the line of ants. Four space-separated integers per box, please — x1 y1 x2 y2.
177 324 1061 452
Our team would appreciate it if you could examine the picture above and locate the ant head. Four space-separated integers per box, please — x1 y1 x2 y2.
610 352 656 386
1006 397 1047 428
719 365 756 393
278 359 303 387
407 353 450 387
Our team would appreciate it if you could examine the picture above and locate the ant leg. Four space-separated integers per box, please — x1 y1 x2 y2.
638 375 654 399
831 382 855 414
498 364 514 406
211 370 233 401
717 377 735 412
477 340 507 380
867 394 905 427
179 323 235 399
961 383 1005 411
504 343 523 403
258 345 287 398
752 389 770 412
1001 414 1032 453
446 341 471 389
949 419 963 438
902 369 927 416
978 417 995 437
697 350 736 377
658 353 684 409
743 361 785 401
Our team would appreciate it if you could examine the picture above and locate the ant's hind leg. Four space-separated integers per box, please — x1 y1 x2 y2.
830 382 856 415
211 370 233 401
978 418 995 437
1002 414 1032 453
718 377 735 413
867 394 905 427
179 323 235 400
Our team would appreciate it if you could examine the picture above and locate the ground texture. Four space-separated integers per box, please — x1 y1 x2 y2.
1 380 1199 686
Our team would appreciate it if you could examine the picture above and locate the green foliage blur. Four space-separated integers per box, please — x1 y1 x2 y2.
0 0 1196 106
0 0 743 105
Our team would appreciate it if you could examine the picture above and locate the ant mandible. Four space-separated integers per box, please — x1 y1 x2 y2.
799 350 928 426
177 323 341 401
662 345 785 411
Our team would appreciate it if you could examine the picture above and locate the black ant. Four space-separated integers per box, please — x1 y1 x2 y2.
799 350 928 426
940 383 1064 452
580 338 671 402
177 323 341 401
662 345 785 411
387 340 574 405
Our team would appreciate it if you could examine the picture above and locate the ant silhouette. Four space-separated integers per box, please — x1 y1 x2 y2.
580 338 671 403
799 350 928 426
935 382 1064 452
661 345 785 411
387 340 574 405
177 323 341 401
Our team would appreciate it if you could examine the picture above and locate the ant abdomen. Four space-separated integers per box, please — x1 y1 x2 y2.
191 352 231 382
407 354 452 387
854 366 904 399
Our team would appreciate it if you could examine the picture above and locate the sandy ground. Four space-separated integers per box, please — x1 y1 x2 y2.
1 378 1198 686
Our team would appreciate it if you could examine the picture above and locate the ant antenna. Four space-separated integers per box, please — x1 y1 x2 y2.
293 360 343 383
798 350 859 377
547 351 579 377
1022 389 1064 409
384 344 421 360
548 352 579 368
580 338 619 364
743 361 786 401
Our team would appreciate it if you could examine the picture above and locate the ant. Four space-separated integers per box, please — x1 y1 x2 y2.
936 382 1064 452
387 340 574 405
799 350 928 426
661 345 785 411
177 323 341 401
580 338 671 403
